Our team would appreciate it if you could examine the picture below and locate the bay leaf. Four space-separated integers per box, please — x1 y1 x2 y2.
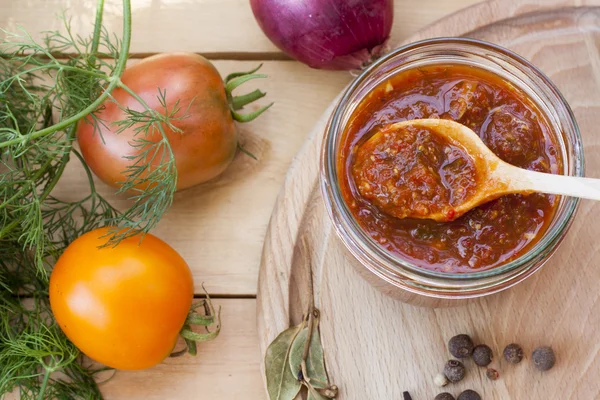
265 324 303 400
308 389 329 400
288 325 328 389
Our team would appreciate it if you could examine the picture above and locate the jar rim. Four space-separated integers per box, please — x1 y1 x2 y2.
320 37 583 292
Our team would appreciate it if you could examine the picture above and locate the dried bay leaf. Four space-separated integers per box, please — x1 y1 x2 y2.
308 389 329 400
265 324 304 400
288 325 329 389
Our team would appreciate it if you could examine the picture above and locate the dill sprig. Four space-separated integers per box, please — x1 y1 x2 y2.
0 0 190 398
106 87 182 245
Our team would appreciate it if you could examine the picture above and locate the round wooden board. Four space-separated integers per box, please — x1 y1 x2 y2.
257 0 600 399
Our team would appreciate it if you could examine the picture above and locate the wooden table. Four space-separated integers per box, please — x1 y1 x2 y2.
0 0 482 398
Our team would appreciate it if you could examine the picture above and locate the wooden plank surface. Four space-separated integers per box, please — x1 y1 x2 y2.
0 0 482 56
51 60 351 296
257 1 600 399
99 299 265 400
0 0 492 399
6 300 265 400
0 0 483 296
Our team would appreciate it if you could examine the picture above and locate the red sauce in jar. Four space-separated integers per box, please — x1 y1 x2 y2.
352 123 478 220
338 65 562 272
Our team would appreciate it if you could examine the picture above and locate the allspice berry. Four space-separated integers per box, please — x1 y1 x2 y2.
435 393 456 400
472 344 493 366
449 334 474 358
532 346 556 371
434 373 449 387
486 367 500 381
457 390 481 400
444 359 466 383
503 343 524 364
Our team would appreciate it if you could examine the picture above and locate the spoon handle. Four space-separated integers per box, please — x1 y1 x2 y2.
518 168 600 201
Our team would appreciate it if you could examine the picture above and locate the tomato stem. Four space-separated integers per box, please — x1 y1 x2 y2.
231 89 266 111
224 64 263 83
225 73 268 93
224 64 273 123
176 286 222 357
232 103 273 123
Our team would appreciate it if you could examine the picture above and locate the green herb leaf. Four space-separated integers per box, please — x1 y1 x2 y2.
0 0 187 397
265 324 304 400
289 326 328 389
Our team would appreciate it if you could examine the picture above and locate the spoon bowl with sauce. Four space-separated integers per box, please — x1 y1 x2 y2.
354 118 598 222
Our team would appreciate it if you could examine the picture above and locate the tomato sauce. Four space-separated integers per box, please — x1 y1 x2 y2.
352 123 477 220
338 65 562 272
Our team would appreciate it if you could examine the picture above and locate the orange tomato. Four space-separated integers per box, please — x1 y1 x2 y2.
77 53 238 191
49 227 194 370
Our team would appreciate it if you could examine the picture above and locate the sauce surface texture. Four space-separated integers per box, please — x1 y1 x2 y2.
352 124 477 221
339 65 562 272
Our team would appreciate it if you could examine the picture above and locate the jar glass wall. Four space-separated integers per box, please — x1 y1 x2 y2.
320 38 583 304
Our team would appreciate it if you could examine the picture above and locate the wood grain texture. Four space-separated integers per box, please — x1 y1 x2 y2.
0 0 482 56
257 1 600 399
0 1 507 399
5 299 265 400
100 299 265 399
0 0 485 297
48 60 351 296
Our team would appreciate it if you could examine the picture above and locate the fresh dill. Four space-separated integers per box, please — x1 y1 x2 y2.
0 0 201 398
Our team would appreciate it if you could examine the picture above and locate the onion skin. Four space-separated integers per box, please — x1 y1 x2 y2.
250 0 394 70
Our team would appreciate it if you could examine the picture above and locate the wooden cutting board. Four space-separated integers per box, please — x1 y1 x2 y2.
257 0 600 398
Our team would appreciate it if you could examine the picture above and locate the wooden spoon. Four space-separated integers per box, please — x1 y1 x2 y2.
363 118 597 222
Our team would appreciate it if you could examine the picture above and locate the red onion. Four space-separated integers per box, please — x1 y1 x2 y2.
250 0 394 70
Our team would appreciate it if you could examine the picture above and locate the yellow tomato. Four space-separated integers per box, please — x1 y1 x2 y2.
49 227 194 370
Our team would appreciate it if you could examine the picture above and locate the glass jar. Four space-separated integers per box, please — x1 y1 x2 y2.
320 38 583 306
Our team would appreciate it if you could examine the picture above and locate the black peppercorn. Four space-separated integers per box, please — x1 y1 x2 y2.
532 346 556 371
486 367 499 380
403 391 413 400
503 343 524 364
448 334 474 358
435 393 456 400
444 359 466 383
472 344 493 366
457 389 481 400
